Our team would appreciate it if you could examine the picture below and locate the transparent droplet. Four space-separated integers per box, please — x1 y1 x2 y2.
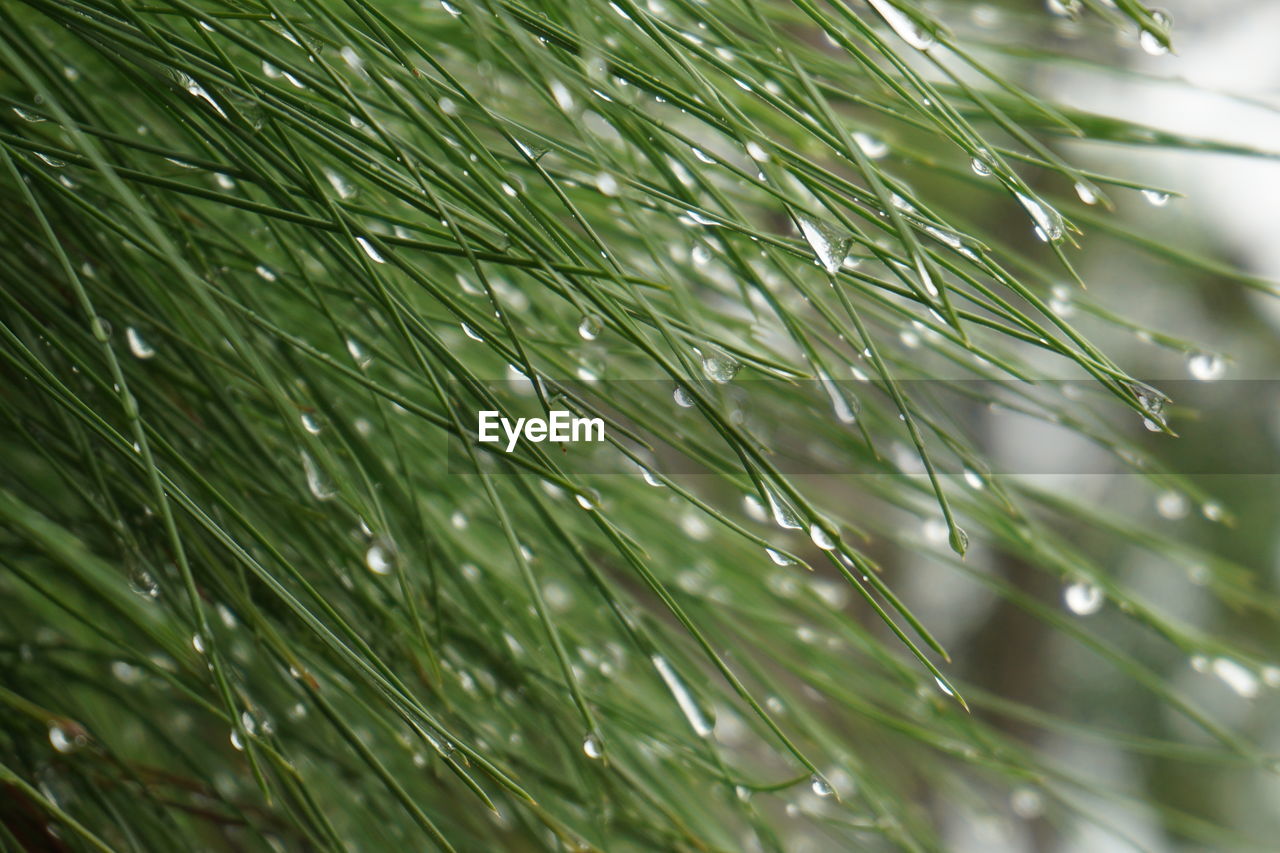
766 548 795 566
111 661 143 684
1138 10 1171 56
866 0 935 49
582 732 604 759
13 106 44 122
1187 352 1224 381
1211 657 1258 698
701 351 741 383
461 323 483 342
230 729 245 751
355 237 385 263
673 385 694 408
129 566 160 599
594 172 619 196
578 314 603 340
962 468 985 490
1074 182 1099 205
49 725 79 754
323 168 356 199
1063 581 1104 616
809 774 834 797
949 525 969 556
1202 501 1225 523
764 486 802 530
797 216 853 274
746 141 769 163
575 491 597 511
1141 189 1171 206
301 413 322 435
1155 490 1188 519
1010 787 1045 819
301 451 335 500
970 157 992 177
192 632 206 654
126 327 155 359
1045 0 1082 21
365 539 396 575
652 655 714 736
255 264 277 282
852 132 888 159
809 523 836 550
818 369 857 424
1016 193 1063 242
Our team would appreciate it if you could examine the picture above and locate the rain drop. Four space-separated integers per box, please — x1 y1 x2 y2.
810 775 834 797
582 732 604 759
578 314 603 341
797 216 853 274
1141 189 1171 206
1063 581 1104 616
1187 352 1224 381
701 351 741 383
355 237 385 263
126 327 155 359
865 0 935 50
809 523 836 550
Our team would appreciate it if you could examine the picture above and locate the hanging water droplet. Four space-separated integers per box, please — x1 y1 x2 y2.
1074 182 1099 205
1063 581 1104 615
1010 787 1045 819
594 172 619 196
818 369 857 424
797 216 853 274
652 655 714 736
949 525 968 556
301 412 322 435
673 385 694 407
582 732 604 758
1155 490 1188 519
323 168 356 199
255 264 277 281
48 724 80 753
701 351 741 383
852 132 888 159
440 0 462 16
1187 352 1224 381
1045 0 1082 21
809 523 836 550
1016 193 1063 242
810 774 835 797
766 548 795 566
230 729 245 750
301 451 335 500
355 237 385 263
970 157 992 177
866 0 935 49
1202 501 1225 522
764 486 802 530
129 566 160 599
577 314 603 341
461 323 483 342
575 491 597 510
36 151 66 168
550 80 575 110
126 327 155 359
746 141 769 163
1138 10 1171 56
192 632 206 654
1211 657 1258 698
962 468 985 490
365 539 396 575
1141 189 1171 206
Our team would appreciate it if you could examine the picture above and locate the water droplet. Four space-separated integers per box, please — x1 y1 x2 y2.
764 486 802 530
323 168 356 199
255 264 277 281
949 525 969 556
450 510 468 529
13 106 44 122
766 548 795 566
866 0 935 49
1010 787 1044 819
1141 189 1171 206
111 661 143 684
810 774 834 797
365 539 396 575
230 729 245 750
355 237 385 263
797 216 853 274
809 523 836 550
673 385 694 407
550 80 575 111
575 491 597 511
1074 182 1099 205
962 469 985 490
746 141 769 163
126 327 155 359
129 566 160 599
970 157 992 177
301 451 335 500
1187 352 1224 381
1155 490 1188 519
1139 10 1171 56
48 725 80 753
818 369 857 423
440 0 462 16
652 655 714 736
1202 501 1225 522
192 632 206 654
582 732 604 758
594 172 619 196
934 676 954 696
1063 581 1104 616
1016 193 1063 242
701 351 740 383
578 314 603 341
461 323 483 342
1045 0 1082 21
853 132 888 159
1211 657 1258 698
